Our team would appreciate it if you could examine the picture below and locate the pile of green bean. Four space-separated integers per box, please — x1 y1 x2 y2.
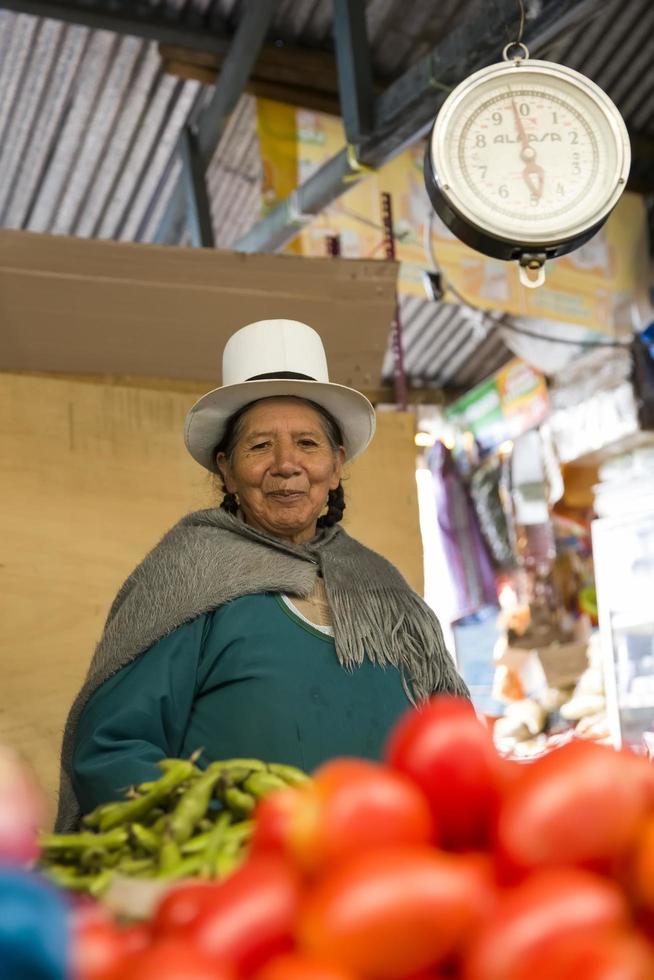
39 757 308 897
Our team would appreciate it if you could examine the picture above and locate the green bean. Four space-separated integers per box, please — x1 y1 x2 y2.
144 806 166 823
40 757 309 896
40 828 128 852
45 865 113 896
96 760 197 831
200 811 231 878
89 870 115 897
116 856 156 876
266 762 310 785
155 853 205 882
151 813 168 835
242 771 286 799
167 768 225 845
214 838 243 879
221 786 256 818
82 810 103 830
136 780 157 792
159 830 182 873
130 823 160 854
207 758 267 774
216 766 253 787
180 819 253 856
225 819 254 843
159 758 195 774
79 847 107 872
180 830 211 855
101 849 127 869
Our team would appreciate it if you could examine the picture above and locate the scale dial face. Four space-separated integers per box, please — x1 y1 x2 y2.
428 59 630 246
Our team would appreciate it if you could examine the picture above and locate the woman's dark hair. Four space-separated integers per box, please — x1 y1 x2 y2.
215 397 346 527
318 481 345 528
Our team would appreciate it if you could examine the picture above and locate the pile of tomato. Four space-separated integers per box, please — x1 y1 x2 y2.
74 697 654 980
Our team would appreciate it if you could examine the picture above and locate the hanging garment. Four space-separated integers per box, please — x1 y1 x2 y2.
428 441 498 619
470 456 516 569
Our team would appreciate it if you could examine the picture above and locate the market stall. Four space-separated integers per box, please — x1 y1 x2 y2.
1 0 653 976
413 331 654 760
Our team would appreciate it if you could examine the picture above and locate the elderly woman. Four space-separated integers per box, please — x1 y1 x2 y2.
56 320 468 830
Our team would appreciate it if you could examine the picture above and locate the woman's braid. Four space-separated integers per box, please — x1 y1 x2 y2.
317 481 345 528
219 491 239 515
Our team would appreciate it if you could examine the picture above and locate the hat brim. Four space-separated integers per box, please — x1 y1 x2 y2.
184 378 376 472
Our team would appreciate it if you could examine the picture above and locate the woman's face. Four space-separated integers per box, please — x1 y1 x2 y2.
217 398 345 545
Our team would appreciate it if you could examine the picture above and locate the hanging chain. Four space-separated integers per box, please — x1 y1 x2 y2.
502 0 530 62
516 0 525 45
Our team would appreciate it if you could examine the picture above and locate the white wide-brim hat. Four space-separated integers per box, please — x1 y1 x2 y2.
184 319 376 472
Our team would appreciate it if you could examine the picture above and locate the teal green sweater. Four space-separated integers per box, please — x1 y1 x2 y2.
72 593 411 814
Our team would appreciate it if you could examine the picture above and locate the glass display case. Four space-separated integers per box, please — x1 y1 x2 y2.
592 509 654 749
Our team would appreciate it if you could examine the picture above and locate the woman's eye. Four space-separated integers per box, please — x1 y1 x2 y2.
299 439 318 447
250 442 270 450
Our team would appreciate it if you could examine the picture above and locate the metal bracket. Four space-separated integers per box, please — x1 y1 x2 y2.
343 143 377 183
518 252 547 288
285 190 315 225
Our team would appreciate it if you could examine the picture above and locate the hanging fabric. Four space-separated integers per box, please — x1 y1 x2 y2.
428 441 498 620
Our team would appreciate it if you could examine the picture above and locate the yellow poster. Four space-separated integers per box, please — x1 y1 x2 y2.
255 99 649 335
428 191 649 333
256 99 301 254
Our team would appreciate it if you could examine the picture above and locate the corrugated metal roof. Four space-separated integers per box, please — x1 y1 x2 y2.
382 297 512 389
0 0 651 389
0 12 204 240
157 0 654 130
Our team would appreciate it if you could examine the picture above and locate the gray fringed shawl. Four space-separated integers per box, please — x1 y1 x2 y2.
55 508 469 830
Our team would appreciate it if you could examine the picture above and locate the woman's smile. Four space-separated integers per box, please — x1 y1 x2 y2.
268 489 306 500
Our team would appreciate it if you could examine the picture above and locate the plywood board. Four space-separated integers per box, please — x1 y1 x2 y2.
0 230 398 389
0 373 420 827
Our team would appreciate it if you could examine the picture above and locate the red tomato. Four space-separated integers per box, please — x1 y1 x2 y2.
622 815 654 941
254 759 434 874
385 696 509 850
100 940 234 980
462 867 630 980
189 853 302 975
251 787 305 856
625 815 654 909
510 929 654 980
299 845 496 979
69 899 112 929
72 919 126 980
401 974 452 979
254 951 359 980
496 741 654 873
153 881 219 937
119 922 151 957
72 915 153 980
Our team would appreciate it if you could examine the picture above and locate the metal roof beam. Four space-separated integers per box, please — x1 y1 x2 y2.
152 0 275 246
1 1 387 119
179 126 215 248
333 0 375 141
0 0 233 55
234 0 614 255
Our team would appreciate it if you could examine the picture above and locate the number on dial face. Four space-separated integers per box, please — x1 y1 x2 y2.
458 88 599 220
